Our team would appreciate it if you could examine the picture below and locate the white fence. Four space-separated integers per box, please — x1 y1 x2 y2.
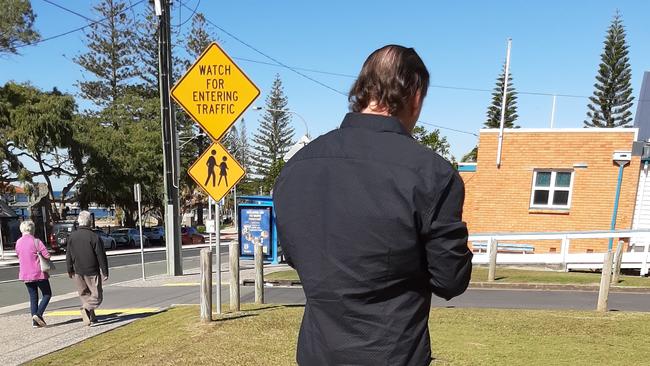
469 229 650 276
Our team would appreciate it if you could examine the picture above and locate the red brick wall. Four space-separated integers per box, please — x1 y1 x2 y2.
463 129 640 253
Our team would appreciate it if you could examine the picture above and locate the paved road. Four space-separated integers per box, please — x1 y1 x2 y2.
0 247 206 282
7 283 650 318
0 246 230 308
5 242 650 313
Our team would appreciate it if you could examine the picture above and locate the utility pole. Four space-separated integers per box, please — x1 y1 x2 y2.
156 0 183 275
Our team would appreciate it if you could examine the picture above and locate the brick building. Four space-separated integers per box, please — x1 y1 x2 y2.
459 128 640 253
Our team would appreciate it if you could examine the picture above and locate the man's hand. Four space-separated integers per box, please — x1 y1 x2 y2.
102 275 109 282
68 272 75 279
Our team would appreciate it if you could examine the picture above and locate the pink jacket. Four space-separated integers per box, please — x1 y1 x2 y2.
16 234 51 282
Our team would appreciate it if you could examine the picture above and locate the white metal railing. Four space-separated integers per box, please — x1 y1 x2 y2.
468 229 650 276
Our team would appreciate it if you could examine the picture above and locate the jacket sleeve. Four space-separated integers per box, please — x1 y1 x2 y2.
66 239 74 274
422 172 473 301
94 235 109 277
37 239 50 259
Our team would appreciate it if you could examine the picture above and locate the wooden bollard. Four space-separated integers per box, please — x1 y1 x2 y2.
611 240 624 285
255 243 264 304
597 250 614 312
229 241 240 312
200 248 212 322
488 238 498 282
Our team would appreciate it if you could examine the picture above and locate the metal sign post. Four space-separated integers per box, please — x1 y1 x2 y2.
213 197 222 314
233 186 237 230
135 184 146 281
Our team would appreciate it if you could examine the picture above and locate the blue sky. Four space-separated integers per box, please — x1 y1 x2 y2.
3 1 650 190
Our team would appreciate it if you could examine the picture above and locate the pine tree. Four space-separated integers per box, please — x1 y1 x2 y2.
252 75 294 186
185 13 213 60
485 62 518 128
223 125 239 155
237 119 252 173
74 0 138 109
0 0 40 55
584 11 634 128
134 7 159 93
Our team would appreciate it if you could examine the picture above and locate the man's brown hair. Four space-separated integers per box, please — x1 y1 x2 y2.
349 45 429 116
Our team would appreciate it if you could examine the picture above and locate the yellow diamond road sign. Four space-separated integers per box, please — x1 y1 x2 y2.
171 42 260 141
188 142 246 202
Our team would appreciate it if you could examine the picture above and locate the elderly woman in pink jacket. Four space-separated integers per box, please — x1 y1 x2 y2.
16 220 52 328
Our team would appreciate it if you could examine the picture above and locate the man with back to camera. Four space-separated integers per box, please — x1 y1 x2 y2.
273 45 473 365
66 210 109 326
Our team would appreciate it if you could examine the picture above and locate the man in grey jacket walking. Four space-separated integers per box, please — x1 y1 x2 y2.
66 210 109 326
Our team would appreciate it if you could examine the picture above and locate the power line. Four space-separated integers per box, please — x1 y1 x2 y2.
14 0 625 105
234 57 358 78
24 1 634 136
180 2 348 97
1 0 146 52
41 0 96 23
418 121 478 136
230 56 595 100
24 1 601 104
172 0 201 28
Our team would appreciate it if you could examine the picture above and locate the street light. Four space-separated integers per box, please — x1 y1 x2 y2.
252 106 310 138
178 131 207 149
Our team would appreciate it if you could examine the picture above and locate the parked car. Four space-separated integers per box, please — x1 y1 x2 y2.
48 221 77 252
110 228 150 248
143 226 165 244
181 226 205 245
92 228 117 250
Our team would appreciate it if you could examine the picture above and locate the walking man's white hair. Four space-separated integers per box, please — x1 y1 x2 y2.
78 211 92 227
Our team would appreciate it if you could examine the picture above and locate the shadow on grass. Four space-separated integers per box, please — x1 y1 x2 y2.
94 311 163 327
47 310 165 328
212 312 258 323
210 304 305 323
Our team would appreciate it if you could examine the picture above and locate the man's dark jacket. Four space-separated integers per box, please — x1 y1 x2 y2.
273 113 473 366
65 227 109 277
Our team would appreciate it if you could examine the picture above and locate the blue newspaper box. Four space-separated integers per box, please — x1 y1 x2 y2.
237 196 280 264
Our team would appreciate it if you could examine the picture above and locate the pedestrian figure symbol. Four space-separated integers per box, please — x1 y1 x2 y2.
218 156 229 187
189 142 246 203
205 150 217 187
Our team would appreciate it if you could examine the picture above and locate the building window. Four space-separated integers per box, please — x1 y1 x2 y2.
530 170 574 209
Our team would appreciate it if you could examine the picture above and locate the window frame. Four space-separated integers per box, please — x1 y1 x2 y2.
529 170 575 210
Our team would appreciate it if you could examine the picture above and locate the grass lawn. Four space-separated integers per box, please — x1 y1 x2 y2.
266 267 650 287
28 305 650 366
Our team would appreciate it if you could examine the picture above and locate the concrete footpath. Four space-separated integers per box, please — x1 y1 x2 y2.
0 262 291 366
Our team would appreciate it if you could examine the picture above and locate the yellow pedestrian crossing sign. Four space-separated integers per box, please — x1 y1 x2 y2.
171 42 260 141
188 142 246 202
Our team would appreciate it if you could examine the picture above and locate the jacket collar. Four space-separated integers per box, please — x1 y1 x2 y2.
340 113 411 137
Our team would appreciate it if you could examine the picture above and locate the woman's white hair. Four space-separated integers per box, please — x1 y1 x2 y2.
20 220 35 235
78 210 93 227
